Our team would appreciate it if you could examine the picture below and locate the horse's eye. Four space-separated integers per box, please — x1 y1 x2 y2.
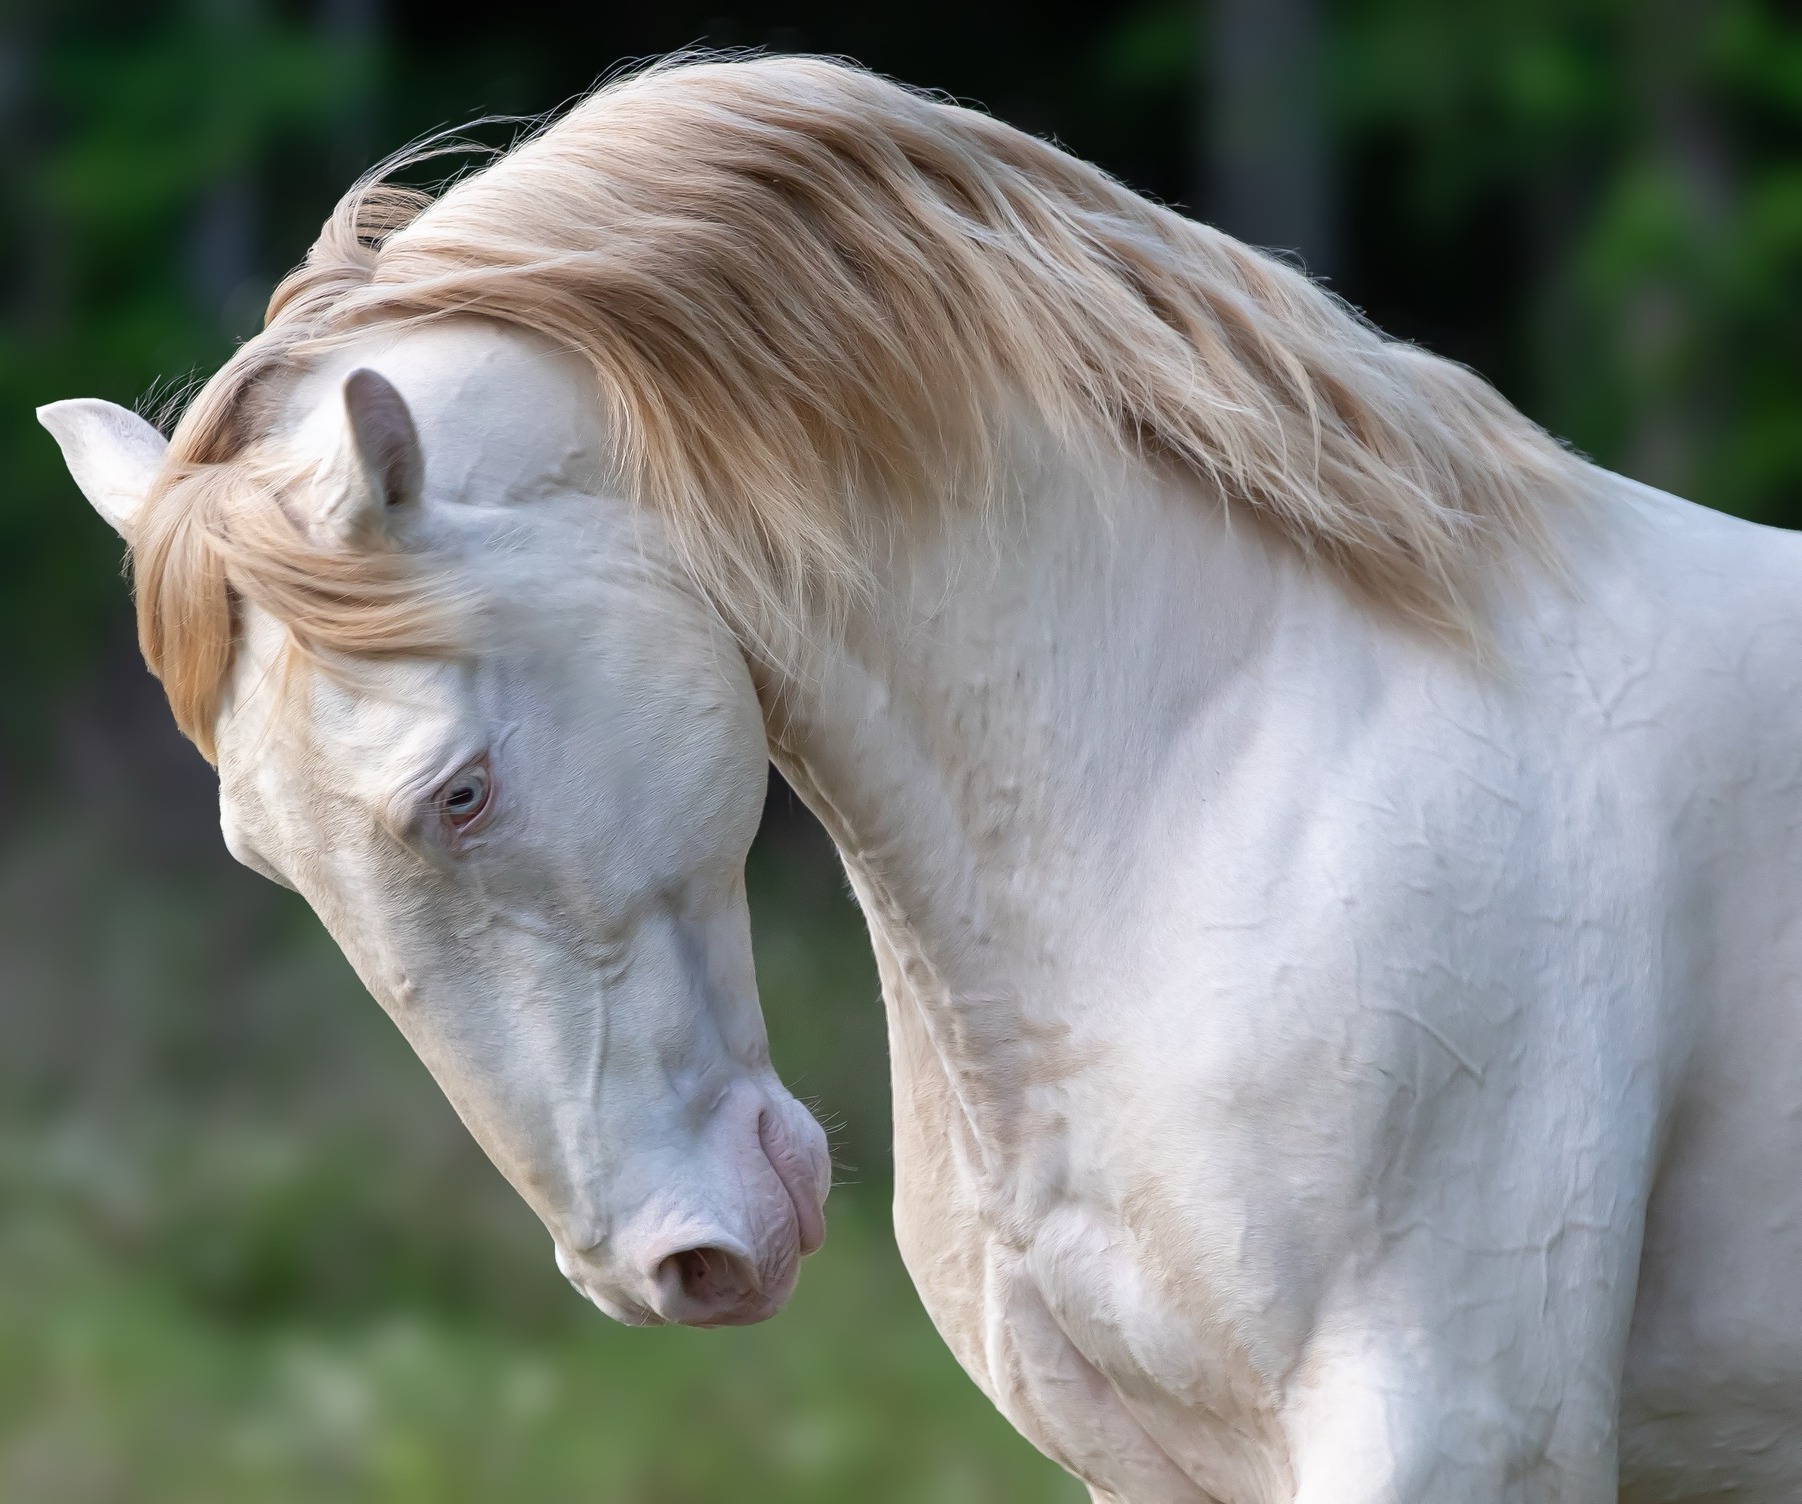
436 764 492 829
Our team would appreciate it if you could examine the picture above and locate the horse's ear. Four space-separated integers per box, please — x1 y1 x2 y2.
36 399 169 541
331 368 423 537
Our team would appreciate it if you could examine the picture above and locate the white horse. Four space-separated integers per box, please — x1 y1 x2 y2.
37 55 1802 1504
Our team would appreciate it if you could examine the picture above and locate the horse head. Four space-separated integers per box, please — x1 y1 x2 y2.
41 319 831 1327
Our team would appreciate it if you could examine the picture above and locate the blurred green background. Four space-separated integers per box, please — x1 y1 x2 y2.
2 2 1798 1500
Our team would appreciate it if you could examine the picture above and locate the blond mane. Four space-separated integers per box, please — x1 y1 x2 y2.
134 53 1580 761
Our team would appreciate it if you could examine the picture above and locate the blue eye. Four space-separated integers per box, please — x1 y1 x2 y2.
437 764 492 827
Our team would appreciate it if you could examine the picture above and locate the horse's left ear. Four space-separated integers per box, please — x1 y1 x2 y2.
36 398 169 541
319 367 424 541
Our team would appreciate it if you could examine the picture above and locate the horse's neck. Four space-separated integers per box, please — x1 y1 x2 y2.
762 441 1351 1148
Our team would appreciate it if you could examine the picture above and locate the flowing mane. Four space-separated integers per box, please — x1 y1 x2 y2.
133 53 1581 760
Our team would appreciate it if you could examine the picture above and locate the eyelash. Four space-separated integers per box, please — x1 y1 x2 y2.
433 760 494 834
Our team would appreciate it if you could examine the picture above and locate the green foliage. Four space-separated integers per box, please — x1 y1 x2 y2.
1083 0 1801 520
1 0 371 760
1338 0 1802 521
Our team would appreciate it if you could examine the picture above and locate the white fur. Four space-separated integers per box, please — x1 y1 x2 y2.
44 320 1802 1500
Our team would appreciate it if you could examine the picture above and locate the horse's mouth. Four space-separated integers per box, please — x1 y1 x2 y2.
760 1105 829 1257
664 1108 828 1328
552 1100 828 1329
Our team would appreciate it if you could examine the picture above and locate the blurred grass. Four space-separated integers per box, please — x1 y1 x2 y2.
0 1181 1076 1504
0 777 1079 1503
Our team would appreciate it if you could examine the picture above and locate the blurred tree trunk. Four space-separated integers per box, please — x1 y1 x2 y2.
324 0 382 180
1203 0 1336 278
188 0 261 334
1620 0 1732 498
1 9 66 344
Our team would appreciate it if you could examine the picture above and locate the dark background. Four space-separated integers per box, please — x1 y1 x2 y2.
2 2 1797 1499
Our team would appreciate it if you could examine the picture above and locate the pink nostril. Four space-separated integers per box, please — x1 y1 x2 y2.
658 1244 758 1313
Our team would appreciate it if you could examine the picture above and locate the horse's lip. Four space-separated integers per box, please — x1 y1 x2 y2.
687 1294 783 1328
760 1107 827 1256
